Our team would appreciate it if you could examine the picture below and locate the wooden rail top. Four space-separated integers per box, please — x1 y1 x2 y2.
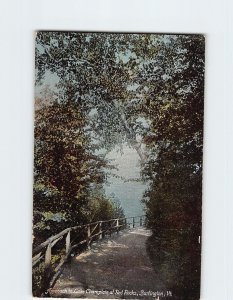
33 215 145 256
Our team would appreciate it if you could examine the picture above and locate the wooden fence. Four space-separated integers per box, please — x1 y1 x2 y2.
32 215 145 295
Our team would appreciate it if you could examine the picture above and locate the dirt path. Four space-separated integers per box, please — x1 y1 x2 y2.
50 228 166 299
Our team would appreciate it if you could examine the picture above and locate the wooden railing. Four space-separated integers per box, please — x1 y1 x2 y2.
32 215 145 295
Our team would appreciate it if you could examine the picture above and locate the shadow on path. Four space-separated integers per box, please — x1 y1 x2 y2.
50 228 166 299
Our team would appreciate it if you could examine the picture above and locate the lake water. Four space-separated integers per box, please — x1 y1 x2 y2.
104 144 147 218
104 177 146 218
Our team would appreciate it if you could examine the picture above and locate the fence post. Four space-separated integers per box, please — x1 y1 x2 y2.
109 221 112 237
140 216 142 227
45 243 52 268
116 219 119 234
66 230 71 254
43 242 52 295
133 217 135 228
99 221 103 240
87 225 91 249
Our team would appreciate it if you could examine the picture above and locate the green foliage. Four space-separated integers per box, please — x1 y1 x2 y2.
87 191 125 222
142 35 204 233
35 32 154 154
146 230 201 300
141 35 204 299
34 30 204 241
32 254 62 297
32 262 45 297
33 101 115 245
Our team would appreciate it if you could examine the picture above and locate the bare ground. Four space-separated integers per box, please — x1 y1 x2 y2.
50 228 166 299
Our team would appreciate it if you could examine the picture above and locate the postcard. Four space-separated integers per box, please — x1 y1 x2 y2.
32 32 204 300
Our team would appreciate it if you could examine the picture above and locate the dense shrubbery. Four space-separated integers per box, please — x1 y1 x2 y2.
33 102 125 246
141 36 204 299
